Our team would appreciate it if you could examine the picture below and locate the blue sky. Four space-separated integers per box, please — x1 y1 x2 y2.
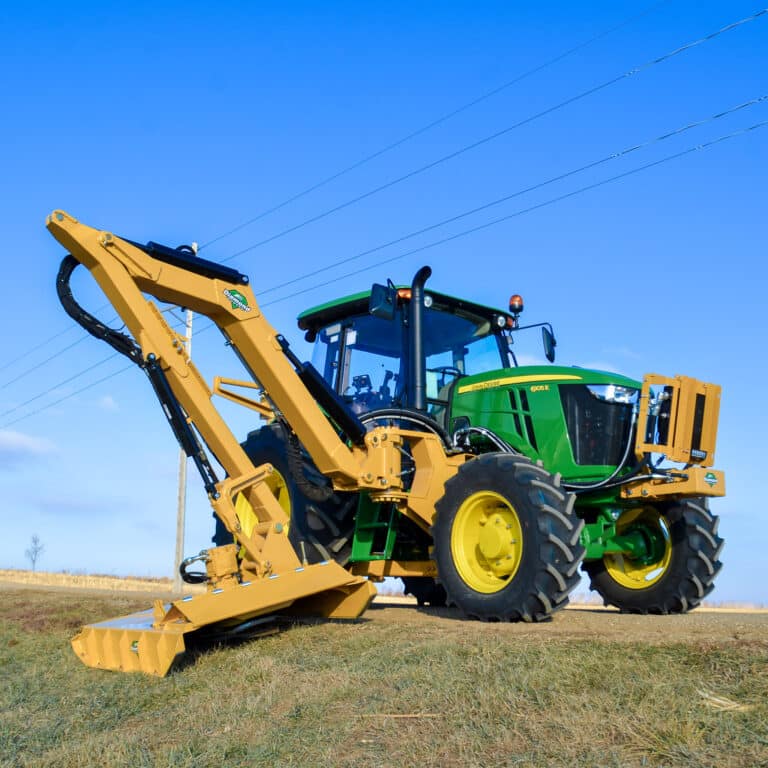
0 1 765 604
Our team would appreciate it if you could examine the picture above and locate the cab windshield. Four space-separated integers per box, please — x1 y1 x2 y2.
311 305 509 414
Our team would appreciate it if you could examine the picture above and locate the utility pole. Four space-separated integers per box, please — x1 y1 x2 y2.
173 243 197 593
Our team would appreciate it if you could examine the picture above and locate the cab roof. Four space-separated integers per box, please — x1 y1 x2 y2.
297 286 513 334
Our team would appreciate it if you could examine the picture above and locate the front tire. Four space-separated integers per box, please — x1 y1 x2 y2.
432 453 584 622
583 498 723 614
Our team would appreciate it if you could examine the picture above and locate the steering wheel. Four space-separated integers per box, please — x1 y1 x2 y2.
429 366 462 376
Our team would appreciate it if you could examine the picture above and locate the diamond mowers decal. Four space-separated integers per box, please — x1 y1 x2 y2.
704 471 718 488
224 289 252 312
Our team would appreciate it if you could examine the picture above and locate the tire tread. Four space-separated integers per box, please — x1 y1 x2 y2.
432 453 584 622
584 498 723 614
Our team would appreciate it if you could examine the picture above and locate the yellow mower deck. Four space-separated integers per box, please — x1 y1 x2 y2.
72 561 376 676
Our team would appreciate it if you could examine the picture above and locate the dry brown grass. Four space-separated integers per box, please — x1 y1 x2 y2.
1 586 767 768
0 569 175 593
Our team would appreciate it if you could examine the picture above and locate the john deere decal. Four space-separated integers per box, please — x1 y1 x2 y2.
224 289 251 312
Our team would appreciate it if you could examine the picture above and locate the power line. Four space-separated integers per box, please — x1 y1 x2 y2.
0 301 111 375
167 112 768 343
0 354 120 422
1 335 92 390
0 305 185 391
199 0 673 252
6 116 764 431
0 324 80 375
0 317 186 427
1 364 134 430
9 5 758 375
8 9 765 426
255 95 768 298
8 4 669 373
256 119 768 307
0 0 708 372
221 7 768 263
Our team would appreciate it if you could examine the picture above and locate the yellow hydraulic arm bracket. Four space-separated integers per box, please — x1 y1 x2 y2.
212 376 275 419
47 211 464 675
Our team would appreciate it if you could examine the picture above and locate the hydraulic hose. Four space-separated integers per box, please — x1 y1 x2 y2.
563 406 640 493
56 254 221 497
179 551 209 584
56 255 143 365
280 420 335 503
360 407 453 449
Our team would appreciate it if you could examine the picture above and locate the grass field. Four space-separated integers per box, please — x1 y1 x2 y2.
1 586 767 768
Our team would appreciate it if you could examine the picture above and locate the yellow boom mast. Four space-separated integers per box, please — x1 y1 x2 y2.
47 211 464 675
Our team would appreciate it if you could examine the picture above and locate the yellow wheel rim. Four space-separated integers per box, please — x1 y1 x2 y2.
604 508 672 589
264 466 291 519
450 491 523 593
235 465 292 545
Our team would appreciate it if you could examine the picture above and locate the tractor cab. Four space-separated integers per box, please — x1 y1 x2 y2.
298 281 552 427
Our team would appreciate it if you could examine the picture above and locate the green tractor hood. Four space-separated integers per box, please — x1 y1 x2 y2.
449 365 642 485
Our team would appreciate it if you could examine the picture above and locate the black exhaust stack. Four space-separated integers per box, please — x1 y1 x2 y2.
409 266 432 412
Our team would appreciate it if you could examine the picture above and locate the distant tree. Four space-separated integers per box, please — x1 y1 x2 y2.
25 534 44 572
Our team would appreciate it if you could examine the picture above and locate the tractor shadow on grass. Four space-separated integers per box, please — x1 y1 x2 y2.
171 599 612 673
367 598 540 623
174 613 378 673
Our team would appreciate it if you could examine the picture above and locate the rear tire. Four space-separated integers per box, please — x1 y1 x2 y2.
583 498 723 614
213 424 358 565
432 454 584 622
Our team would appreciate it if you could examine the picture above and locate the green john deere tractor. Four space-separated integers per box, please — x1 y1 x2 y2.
217 266 724 619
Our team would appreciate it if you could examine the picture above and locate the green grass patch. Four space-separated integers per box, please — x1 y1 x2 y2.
1 589 767 767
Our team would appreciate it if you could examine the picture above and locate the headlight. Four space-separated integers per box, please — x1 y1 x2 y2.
586 384 639 404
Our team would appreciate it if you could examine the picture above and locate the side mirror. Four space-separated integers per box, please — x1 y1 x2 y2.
369 281 396 321
542 326 556 363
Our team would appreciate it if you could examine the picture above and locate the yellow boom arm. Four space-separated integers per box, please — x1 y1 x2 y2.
47 211 463 675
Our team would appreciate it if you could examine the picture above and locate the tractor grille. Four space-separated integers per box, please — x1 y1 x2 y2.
559 384 633 467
